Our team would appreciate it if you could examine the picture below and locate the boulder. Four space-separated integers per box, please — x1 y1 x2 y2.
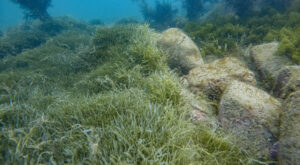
185 57 256 100
219 80 281 158
180 88 218 128
157 28 204 74
279 91 300 165
251 42 292 90
273 65 300 99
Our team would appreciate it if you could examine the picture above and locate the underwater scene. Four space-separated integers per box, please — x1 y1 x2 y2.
0 0 300 164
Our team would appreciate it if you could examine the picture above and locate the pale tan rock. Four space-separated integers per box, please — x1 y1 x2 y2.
273 65 300 99
158 28 204 74
180 89 218 128
279 91 300 165
185 57 256 100
219 80 281 158
251 42 292 90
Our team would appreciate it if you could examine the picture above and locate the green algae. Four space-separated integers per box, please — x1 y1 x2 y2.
183 7 300 64
0 17 93 59
0 24 256 164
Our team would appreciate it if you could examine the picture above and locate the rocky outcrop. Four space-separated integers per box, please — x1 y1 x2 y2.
180 89 218 128
251 42 292 90
157 28 204 74
185 57 256 100
273 65 300 99
219 80 281 158
279 91 300 165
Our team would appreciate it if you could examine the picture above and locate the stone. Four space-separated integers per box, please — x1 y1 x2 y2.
219 80 281 158
279 91 300 165
273 65 300 99
251 42 292 90
157 28 204 74
185 57 256 100
180 88 218 128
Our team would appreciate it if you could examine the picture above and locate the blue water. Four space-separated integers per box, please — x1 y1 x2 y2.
0 0 145 31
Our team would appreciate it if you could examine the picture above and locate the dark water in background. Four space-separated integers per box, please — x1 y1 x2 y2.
0 0 155 31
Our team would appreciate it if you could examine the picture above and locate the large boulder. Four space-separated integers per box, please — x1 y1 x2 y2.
157 28 204 74
279 91 300 165
185 57 256 100
273 65 300 99
219 80 281 158
251 42 292 90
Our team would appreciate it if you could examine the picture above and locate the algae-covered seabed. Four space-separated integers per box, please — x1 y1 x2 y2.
1 1 300 162
0 19 256 164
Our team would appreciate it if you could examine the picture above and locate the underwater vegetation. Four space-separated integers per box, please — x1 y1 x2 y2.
224 0 254 17
133 0 178 29
261 0 293 12
11 0 52 21
182 0 204 20
182 0 218 20
0 17 93 59
276 27 300 63
114 17 140 26
88 19 105 26
1 0 300 164
224 0 294 17
0 24 256 164
183 0 300 64
3 0 64 58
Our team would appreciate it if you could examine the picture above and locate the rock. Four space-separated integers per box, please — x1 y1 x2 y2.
251 42 292 90
273 65 300 99
190 109 207 122
279 91 300 165
157 28 204 74
185 57 256 100
219 80 281 158
180 88 218 128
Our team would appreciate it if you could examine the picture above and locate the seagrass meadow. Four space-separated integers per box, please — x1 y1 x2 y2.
0 23 255 164
1 0 300 164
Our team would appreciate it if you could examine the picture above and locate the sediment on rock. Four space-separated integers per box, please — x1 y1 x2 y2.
219 80 281 159
273 65 300 99
279 91 300 165
185 57 256 100
251 42 292 90
157 28 204 74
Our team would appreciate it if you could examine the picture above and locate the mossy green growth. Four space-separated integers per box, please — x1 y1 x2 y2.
0 17 93 59
0 24 256 164
184 22 246 56
183 8 300 63
92 25 135 60
276 27 300 64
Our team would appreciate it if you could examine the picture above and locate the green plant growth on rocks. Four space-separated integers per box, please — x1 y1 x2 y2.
0 24 257 164
183 6 300 64
0 29 48 58
276 27 300 64
0 17 93 59
184 21 246 56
